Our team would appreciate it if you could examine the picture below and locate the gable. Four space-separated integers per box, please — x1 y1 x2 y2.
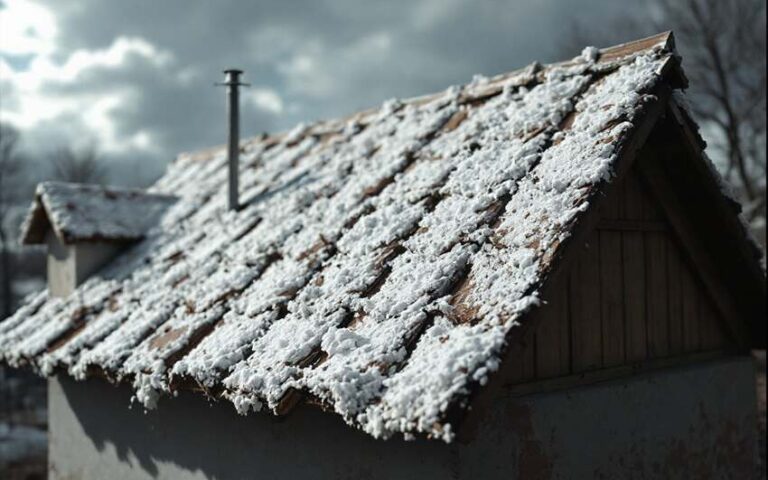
501 163 733 387
19 182 177 245
639 103 765 347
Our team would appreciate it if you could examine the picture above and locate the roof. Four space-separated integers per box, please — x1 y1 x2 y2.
1 32 746 442
19 181 176 245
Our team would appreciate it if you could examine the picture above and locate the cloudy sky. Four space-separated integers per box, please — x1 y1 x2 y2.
1 0 651 186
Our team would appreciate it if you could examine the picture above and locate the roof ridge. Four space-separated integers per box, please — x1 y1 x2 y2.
171 32 679 168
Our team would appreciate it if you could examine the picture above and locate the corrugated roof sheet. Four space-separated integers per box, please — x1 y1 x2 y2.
1 33 685 441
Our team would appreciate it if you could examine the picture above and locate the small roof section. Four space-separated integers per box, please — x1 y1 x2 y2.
20 181 176 245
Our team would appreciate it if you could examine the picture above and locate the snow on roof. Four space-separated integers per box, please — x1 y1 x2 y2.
19 181 176 245
1 33 684 442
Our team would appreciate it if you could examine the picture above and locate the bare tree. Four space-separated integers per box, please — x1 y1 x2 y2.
560 0 767 241
664 0 766 221
50 145 106 184
0 123 23 319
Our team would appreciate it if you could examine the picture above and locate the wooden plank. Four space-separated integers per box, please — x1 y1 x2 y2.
699 295 725 351
681 263 700 352
569 235 603 372
522 338 536 380
534 286 570 379
645 230 669 358
505 340 536 384
622 230 647 363
621 170 649 364
666 235 685 355
621 173 646 221
600 190 622 220
596 219 667 232
599 230 625 367
640 177 665 221
666 103 765 348
637 128 753 349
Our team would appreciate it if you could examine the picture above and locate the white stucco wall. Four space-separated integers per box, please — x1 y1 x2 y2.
48 357 760 479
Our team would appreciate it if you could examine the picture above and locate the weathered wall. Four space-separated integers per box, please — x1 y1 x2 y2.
46 232 75 298
73 241 123 286
461 356 760 479
48 358 759 480
45 231 123 298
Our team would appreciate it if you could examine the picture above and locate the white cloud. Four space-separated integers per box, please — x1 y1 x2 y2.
0 0 57 56
247 87 284 114
80 92 162 154
277 31 393 99
2 34 174 154
8 36 171 90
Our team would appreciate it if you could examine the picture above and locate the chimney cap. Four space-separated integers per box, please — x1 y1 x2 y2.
219 69 249 87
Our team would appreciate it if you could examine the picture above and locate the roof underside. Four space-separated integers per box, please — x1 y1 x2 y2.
2 33 697 441
20 182 177 245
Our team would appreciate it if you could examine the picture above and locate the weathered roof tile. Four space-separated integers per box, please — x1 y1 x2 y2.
1 32 683 442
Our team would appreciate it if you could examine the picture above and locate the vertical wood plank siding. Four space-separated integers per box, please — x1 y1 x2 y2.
520 166 732 384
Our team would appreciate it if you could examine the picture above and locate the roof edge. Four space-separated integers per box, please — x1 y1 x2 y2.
453 82 676 444
18 194 50 245
599 31 676 62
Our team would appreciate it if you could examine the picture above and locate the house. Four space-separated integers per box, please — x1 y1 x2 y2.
1 32 765 479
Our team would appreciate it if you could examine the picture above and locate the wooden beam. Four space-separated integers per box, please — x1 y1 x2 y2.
599 31 676 63
502 350 729 398
534 287 571 378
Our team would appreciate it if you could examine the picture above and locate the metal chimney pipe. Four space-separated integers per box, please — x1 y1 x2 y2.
218 69 249 211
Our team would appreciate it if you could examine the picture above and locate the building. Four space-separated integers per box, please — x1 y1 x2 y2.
0 32 764 479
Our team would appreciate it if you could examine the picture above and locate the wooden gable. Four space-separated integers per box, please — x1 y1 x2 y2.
503 164 732 388
492 101 764 393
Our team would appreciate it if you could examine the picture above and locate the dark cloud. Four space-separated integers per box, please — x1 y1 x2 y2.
3 0 654 187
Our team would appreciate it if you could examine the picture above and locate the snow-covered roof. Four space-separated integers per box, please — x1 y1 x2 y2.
19 181 176 245
1 33 688 441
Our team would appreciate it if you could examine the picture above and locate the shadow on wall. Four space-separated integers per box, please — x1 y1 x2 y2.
56 376 457 480
52 356 763 479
